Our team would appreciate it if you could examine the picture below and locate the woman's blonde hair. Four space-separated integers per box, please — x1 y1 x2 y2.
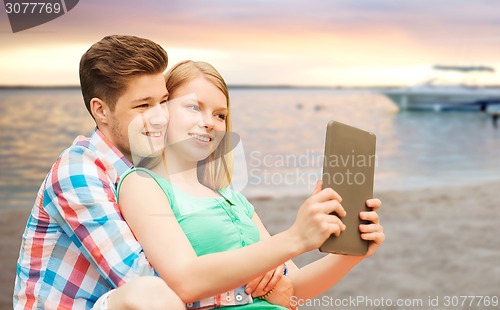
165 60 233 190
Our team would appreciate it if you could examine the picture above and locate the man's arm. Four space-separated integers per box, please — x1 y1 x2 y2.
43 147 154 288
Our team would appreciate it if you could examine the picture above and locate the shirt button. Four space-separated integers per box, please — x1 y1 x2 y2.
242 241 246 246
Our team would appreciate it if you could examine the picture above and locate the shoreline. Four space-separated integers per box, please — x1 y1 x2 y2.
2 181 499 309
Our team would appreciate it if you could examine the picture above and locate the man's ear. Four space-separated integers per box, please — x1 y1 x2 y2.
90 98 110 124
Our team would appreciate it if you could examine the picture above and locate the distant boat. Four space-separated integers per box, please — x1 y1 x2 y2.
382 65 500 111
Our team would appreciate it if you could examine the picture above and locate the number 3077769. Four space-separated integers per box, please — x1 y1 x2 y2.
5 2 62 14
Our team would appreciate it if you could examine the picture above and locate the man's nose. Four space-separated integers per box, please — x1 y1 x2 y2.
147 105 168 126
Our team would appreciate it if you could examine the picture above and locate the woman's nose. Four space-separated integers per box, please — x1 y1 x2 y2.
199 113 214 129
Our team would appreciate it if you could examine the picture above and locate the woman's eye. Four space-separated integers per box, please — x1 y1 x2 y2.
216 113 227 121
136 104 149 109
187 104 200 111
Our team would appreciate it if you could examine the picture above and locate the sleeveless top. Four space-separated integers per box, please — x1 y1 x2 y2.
118 168 286 309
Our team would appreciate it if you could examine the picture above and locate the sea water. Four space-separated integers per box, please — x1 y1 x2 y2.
1 87 499 209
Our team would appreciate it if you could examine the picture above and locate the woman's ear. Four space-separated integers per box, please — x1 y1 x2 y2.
90 98 109 124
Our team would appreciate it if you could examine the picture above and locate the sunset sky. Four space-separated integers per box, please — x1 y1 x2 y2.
1 0 500 87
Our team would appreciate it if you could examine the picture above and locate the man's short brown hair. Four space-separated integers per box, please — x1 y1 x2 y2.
79 35 168 116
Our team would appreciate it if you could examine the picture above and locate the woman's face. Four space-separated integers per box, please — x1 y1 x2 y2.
166 77 228 162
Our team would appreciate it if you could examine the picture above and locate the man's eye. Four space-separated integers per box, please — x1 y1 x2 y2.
136 104 149 108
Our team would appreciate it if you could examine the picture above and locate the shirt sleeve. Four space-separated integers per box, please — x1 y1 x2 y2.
43 146 156 288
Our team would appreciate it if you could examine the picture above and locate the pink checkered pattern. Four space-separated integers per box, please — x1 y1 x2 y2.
14 129 155 310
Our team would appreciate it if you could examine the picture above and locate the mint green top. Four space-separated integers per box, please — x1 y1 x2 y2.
118 168 286 309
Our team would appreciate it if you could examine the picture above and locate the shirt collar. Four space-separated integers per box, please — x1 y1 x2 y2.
87 128 133 177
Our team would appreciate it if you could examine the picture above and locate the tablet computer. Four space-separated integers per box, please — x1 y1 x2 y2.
319 121 376 256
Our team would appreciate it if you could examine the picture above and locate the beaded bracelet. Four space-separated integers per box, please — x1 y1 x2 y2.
257 288 275 300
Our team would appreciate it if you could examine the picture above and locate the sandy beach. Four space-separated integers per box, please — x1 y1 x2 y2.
1 181 499 309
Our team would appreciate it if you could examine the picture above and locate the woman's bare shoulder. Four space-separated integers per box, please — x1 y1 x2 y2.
119 169 166 204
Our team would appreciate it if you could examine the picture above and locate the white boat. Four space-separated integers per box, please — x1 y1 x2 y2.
383 65 500 111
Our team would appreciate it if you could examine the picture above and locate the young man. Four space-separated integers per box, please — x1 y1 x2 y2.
14 35 185 310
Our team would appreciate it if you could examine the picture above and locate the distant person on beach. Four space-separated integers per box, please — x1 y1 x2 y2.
13 35 185 310
116 60 386 309
492 113 499 128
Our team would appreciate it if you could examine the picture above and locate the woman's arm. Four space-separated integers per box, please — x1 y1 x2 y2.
251 212 359 301
119 172 345 303
284 199 385 300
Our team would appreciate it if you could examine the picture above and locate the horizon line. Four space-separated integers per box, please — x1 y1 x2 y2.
3 83 500 90
0 84 405 90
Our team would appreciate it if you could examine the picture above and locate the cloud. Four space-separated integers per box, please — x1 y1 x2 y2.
1 0 500 86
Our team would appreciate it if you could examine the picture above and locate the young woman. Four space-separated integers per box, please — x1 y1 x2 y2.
117 60 384 309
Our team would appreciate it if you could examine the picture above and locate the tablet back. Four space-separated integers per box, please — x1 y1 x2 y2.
319 121 376 256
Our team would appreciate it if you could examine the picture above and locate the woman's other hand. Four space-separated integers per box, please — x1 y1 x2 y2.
245 264 284 297
359 198 385 257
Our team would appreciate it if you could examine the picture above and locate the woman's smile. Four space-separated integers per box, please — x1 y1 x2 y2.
188 132 212 143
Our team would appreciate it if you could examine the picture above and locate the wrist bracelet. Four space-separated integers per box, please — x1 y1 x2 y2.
258 263 286 301
258 288 275 300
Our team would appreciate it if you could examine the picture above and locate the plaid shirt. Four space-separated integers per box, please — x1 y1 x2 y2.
14 129 155 310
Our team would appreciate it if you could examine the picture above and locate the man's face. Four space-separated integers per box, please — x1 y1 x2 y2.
105 73 169 163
